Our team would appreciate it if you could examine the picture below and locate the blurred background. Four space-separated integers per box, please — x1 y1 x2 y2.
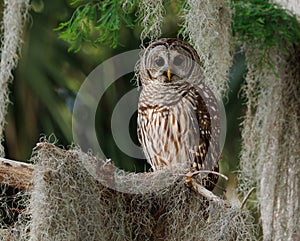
3 0 247 194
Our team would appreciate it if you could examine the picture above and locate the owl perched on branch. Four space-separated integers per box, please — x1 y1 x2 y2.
137 38 221 190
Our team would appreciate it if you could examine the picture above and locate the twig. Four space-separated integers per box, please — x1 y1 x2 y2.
184 170 229 181
240 187 255 209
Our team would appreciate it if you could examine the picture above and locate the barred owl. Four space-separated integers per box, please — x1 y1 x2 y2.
137 38 221 190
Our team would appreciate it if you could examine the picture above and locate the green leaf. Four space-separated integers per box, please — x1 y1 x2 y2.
231 0 300 66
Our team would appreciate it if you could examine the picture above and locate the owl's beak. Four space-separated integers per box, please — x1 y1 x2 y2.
167 69 171 81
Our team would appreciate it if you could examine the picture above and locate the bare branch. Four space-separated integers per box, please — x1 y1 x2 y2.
240 187 255 209
183 170 229 181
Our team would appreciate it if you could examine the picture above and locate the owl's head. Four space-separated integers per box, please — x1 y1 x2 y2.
140 38 202 85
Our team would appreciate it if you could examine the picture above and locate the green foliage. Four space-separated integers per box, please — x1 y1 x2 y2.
55 0 138 51
57 0 300 64
231 0 300 57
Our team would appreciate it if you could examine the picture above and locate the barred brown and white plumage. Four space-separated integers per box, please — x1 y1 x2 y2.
137 38 221 190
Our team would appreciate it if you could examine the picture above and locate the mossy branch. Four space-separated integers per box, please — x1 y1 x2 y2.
1 143 257 240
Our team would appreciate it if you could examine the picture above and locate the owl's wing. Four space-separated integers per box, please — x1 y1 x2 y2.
137 115 142 148
187 85 221 190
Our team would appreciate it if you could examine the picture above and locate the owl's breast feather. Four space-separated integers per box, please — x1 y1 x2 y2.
139 83 190 107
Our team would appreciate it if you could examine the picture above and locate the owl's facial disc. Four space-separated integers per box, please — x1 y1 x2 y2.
145 47 193 84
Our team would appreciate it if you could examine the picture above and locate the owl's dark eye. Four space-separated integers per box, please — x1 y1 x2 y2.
173 55 184 66
155 57 165 67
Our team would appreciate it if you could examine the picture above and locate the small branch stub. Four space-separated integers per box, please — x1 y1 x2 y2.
184 170 230 207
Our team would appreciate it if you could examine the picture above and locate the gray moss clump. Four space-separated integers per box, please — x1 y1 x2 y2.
239 45 300 240
1 143 257 240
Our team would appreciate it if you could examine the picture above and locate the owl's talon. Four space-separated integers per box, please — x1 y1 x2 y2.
185 176 191 183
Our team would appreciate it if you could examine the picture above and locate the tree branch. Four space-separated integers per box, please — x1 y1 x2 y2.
189 177 229 206
0 157 33 190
